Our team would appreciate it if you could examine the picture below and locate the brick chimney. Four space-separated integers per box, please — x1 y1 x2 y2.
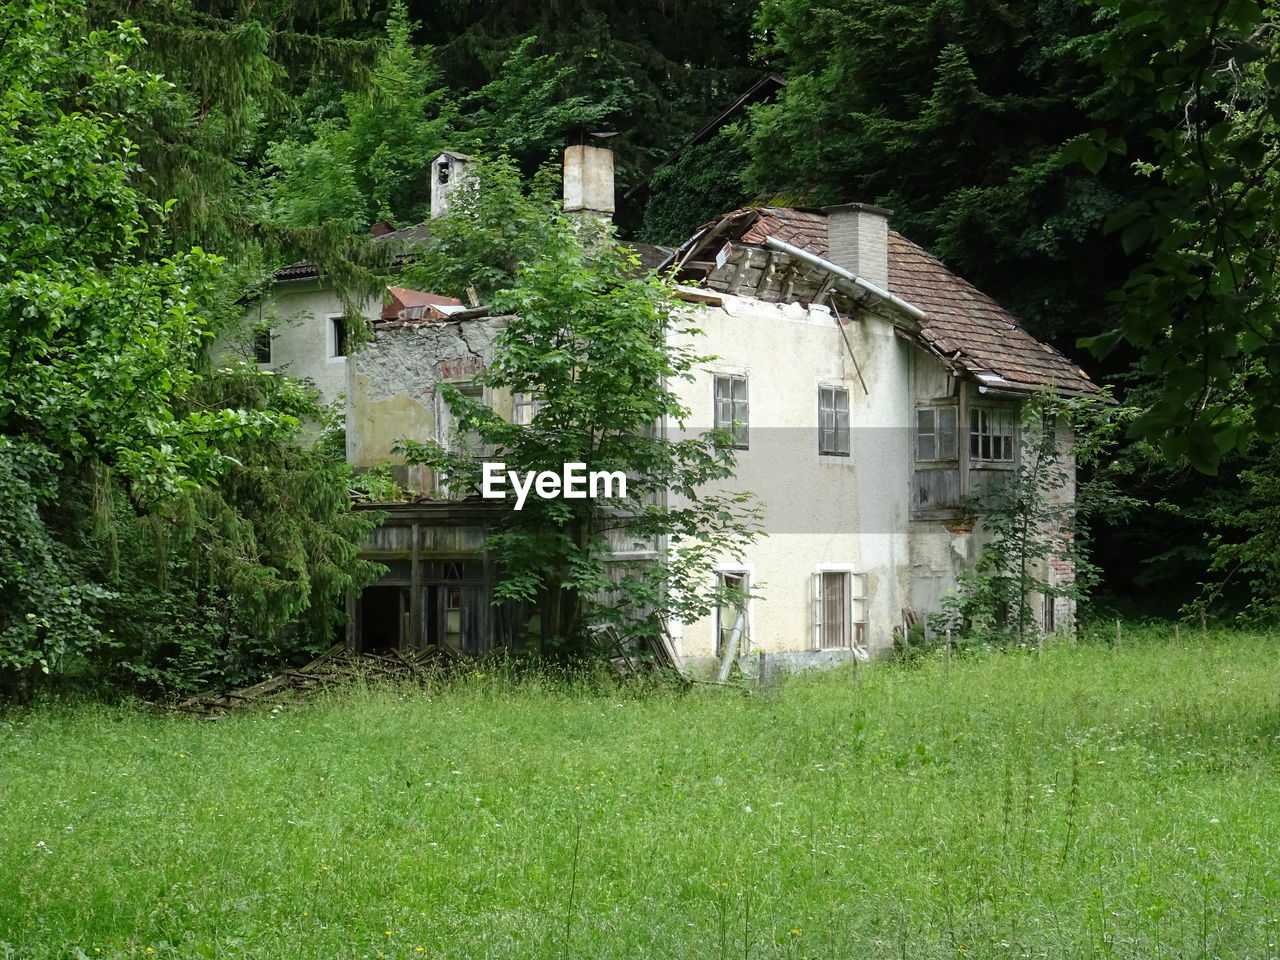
430 151 473 219
823 202 892 290
563 144 615 224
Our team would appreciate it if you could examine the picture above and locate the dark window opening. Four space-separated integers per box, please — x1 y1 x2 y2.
359 585 407 653
331 316 348 358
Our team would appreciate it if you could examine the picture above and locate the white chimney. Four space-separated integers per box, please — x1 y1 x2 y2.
563 144 615 222
430 151 473 219
823 202 891 291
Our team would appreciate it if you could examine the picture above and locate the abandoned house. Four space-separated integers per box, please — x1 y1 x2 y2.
237 144 1102 672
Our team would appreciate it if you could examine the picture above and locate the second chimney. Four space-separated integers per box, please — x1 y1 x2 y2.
430 151 473 219
823 202 892 291
563 144 615 223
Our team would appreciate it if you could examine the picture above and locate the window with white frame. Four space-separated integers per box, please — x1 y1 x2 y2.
818 386 850 456
969 407 1016 462
812 570 867 649
329 315 348 358
916 406 958 461
715 571 750 657
511 391 542 425
713 374 749 449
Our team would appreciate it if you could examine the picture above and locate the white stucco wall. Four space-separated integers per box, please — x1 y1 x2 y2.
224 281 379 411
665 292 913 660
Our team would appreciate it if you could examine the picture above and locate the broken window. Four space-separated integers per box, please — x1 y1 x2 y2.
818 386 850 456
253 329 272 364
812 571 867 649
714 374 749 449
970 407 1016 462
511 391 542 425
715 571 750 658
330 316 348 358
916 406 958 461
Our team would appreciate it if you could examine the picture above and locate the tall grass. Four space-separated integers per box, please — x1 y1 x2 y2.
3 627 1280 958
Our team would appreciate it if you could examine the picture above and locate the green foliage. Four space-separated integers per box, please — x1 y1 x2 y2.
427 0 760 181
939 393 1119 644
0 441 114 679
0 4 381 695
398 160 762 653
640 126 754 246
1198 449 1280 626
397 157 564 303
265 3 455 230
1070 0 1280 474
744 0 1137 345
458 36 626 168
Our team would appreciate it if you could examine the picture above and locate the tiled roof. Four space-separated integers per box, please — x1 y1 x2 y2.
691 206 1099 397
382 286 462 320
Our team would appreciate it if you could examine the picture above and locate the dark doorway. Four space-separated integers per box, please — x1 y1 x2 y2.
359 585 407 653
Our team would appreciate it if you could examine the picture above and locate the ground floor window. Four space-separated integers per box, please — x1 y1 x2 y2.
715 571 750 657
812 570 867 649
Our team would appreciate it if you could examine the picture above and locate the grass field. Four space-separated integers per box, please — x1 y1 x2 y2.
3 629 1280 959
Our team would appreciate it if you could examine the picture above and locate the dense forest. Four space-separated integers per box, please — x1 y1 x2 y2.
2 0 1277 694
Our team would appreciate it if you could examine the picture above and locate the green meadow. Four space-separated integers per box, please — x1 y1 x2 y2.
3 629 1279 959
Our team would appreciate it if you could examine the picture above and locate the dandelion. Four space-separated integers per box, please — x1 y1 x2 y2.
790 928 800 936
322 866 331 871
385 931 393 936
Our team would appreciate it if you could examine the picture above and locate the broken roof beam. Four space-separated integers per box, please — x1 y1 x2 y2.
761 235 927 327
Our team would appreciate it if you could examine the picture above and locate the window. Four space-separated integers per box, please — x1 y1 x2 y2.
253 329 272 364
715 571 750 657
330 316 348 358
812 571 867 649
714 374 749 449
970 408 1015 462
512 391 542 425
818 386 850 456
916 406 958 461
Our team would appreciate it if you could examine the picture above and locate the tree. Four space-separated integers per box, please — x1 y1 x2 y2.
398 160 762 655
1069 0 1280 474
742 0 1141 346
0 3 380 692
264 3 455 231
937 393 1121 645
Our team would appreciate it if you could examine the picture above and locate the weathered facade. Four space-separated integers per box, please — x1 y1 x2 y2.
240 147 1100 668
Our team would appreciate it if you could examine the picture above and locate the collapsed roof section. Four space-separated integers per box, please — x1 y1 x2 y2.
672 206 1101 398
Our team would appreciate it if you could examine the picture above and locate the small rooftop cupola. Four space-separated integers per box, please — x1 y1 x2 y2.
563 142 615 225
430 151 473 219
823 202 892 291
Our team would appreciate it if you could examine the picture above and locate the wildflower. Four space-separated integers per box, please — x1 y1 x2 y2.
322 866 330 871
790 929 800 936
385 931 393 936
416 950 425 954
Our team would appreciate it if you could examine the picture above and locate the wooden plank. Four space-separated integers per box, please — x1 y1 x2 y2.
673 288 724 306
